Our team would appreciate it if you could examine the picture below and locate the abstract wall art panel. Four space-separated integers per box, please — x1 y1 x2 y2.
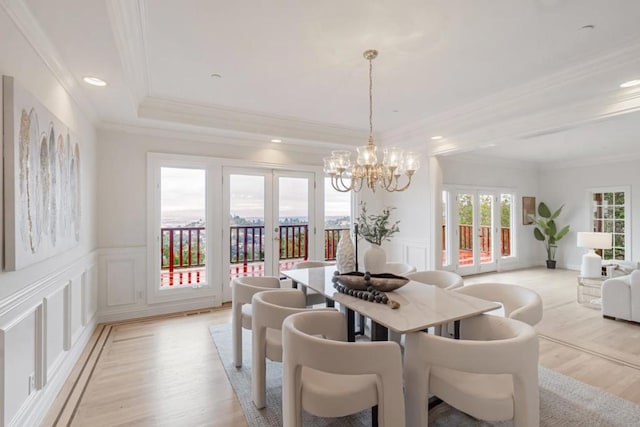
2 76 81 271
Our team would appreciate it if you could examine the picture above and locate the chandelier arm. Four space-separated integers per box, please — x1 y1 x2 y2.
337 172 354 192
393 175 414 192
332 175 351 193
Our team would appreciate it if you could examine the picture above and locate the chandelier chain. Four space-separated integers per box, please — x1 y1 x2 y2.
369 56 373 143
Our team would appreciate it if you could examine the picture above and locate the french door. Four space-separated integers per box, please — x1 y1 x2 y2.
222 168 315 301
452 190 499 275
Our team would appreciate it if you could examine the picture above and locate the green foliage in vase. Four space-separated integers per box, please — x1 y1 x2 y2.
532 202 570 261
357 202 400 246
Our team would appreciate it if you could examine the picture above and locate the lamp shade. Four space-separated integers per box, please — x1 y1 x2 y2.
576 232 612 249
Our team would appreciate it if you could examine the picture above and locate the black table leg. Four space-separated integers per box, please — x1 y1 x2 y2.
370 321 388 341
371 405 378 427
346 308 355 342
454 320 460 339
291 279 298 289
325 298 335 308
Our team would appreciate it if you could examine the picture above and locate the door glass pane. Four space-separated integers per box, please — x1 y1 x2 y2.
324 177 351 261
160 167 206 288
479 194 493 264
500 194 512 257
442 191 450 266
458 193 474 266
230 175 265 279
278 177 309 273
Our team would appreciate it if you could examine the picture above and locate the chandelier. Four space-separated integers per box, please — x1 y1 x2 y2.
323 49 420 193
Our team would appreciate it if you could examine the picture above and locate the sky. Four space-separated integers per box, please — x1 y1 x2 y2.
160 168 350 222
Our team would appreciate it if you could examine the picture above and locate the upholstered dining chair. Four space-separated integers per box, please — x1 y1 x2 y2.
406 270 464 290
404 314 539 427
454 282 543 327
251 289 335 409
232 276 282 368
282 310 405 427
293 260 334 306
383 262 417 276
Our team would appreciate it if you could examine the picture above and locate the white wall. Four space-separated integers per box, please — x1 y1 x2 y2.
380 157 436 271
539 158 640 270
96 128 329 320
438 155 541 270
0 8 98 426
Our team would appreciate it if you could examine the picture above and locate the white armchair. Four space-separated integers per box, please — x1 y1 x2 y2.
602 270 640 322
454 282 543 326
251 289 333 408
282 310 405 427
404 315 539 427
383 262 416 276
406 270 463 290
232 276 281 368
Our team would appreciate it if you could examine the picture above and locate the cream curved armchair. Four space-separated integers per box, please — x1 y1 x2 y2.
404 315 539 427
454 282 543 326
406 270 463 290
232 276 281 368
282 310 405 427
251 289 334 409
384 262 416 276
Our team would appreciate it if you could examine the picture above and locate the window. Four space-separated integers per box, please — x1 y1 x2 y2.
591 189 629 261
324 177 352 260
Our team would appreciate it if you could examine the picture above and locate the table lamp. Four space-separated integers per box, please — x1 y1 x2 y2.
577 232 612 277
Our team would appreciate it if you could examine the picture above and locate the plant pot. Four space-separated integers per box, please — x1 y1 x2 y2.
364 243 386 274
546 260 557 269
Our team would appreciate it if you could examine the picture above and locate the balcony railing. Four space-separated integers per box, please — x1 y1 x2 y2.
442 225 511 257
161 225 349 286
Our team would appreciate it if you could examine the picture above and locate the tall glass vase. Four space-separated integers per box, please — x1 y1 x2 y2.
336 230 355 273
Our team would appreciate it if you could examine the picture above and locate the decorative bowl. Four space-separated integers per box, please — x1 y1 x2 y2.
333 271 409 292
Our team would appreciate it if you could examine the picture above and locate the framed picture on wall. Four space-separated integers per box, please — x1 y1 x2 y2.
2 75 82 271
522 196 536 225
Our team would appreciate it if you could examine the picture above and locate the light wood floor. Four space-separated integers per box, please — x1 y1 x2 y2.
44 268 640 426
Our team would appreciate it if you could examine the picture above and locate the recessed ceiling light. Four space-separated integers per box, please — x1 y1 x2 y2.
620 79 640 88
431 135 443 140
271 138 282 143
83 76 107 87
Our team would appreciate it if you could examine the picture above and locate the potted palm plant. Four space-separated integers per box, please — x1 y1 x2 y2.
532 202 570 269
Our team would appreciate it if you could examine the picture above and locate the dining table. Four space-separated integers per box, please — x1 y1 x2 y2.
282 266 501 342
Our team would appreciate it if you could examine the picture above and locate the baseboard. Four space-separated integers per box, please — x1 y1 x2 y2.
11 314 97 427
98 298 216 323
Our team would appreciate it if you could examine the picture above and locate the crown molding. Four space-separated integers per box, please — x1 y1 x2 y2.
541 150 640 171
137 96 370 146
381 42 640 150
438 152 539 171
98 120 353 155
106 0 149 104
0 0 98 123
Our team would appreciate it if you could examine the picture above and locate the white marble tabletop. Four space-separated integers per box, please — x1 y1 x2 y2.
282 266 501 334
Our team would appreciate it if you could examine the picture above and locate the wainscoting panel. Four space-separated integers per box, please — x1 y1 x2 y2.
105 259 136 307
70 273 85 346
402 240 429 271
43 283 69 385
83 265 98 326
0 305 41 426
0 252 98 427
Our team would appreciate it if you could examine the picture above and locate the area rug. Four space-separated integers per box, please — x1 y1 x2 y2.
209 323 640 426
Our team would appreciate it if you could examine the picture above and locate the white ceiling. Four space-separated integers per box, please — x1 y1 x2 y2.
13 0 640 162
